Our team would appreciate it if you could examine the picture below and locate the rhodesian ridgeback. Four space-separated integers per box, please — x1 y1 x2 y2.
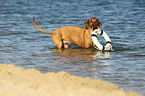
33 17 102 49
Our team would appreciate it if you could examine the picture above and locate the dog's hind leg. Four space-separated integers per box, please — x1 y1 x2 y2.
52 33 70 49
52 34 63 49
52 40 69 49
52 39 62 49
52 35 70 49
63 41 69 49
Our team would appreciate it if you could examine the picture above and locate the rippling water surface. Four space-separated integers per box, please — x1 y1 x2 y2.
0 0 145 95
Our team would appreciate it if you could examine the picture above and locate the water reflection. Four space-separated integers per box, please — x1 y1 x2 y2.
49 48 112 79
92 51 111 59
51 48 112 61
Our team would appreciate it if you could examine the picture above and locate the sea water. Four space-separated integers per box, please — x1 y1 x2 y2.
0 0 145 95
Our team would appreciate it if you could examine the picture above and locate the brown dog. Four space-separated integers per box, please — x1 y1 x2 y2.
33 17 102 49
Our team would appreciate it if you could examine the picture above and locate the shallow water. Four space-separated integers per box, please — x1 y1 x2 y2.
0 0 145 95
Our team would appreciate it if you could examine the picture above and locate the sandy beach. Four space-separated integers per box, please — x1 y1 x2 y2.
0 64 142 96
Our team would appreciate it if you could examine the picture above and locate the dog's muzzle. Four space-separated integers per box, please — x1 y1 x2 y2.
92 23 99 31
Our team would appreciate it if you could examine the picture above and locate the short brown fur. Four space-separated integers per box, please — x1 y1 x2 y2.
33 17 102 49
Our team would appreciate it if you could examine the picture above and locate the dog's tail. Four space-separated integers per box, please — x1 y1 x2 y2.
33 17 53 34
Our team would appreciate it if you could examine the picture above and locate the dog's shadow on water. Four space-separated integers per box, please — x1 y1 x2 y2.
50 48 112 61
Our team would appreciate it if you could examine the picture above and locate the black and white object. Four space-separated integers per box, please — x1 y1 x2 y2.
91 28 113 51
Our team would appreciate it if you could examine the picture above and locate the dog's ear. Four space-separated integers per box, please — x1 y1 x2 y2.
98 20 102 28
84 19 89 29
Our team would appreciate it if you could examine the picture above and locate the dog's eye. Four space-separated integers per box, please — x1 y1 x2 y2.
95 20 98 23
90 20 92 22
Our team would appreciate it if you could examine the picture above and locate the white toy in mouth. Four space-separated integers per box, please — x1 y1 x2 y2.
91 28 113 51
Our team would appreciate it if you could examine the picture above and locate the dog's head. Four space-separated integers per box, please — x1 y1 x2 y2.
84 18 102 30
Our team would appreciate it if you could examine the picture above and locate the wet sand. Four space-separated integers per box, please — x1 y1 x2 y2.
0 64 142 96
